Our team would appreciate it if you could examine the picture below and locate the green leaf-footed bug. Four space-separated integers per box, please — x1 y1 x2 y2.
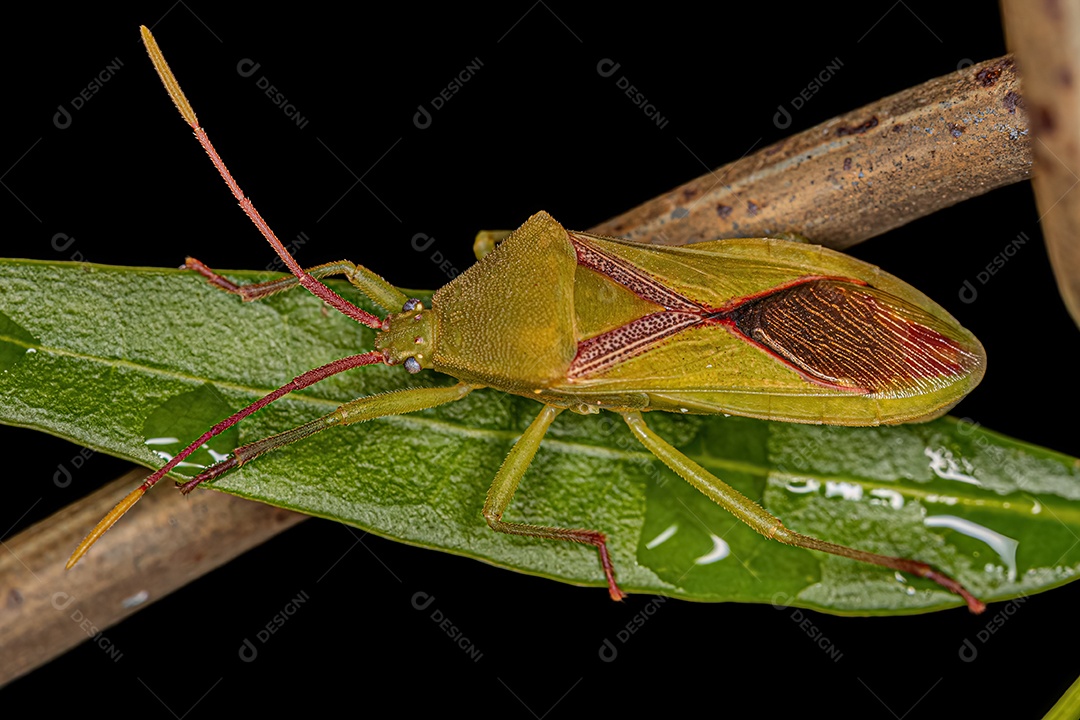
69 26 987 614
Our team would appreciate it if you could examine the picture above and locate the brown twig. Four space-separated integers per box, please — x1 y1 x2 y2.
0 470 303 685
592 55 1029 250
1002 3 1080 327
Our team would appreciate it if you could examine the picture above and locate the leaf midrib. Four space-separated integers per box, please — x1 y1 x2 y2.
7 327 1075 527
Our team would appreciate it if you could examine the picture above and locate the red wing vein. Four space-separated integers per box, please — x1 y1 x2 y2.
570 234 702 312
569 312 702 379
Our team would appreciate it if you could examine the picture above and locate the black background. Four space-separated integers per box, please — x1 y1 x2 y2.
3 3 1077 718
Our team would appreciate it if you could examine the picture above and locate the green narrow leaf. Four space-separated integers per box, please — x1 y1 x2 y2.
1043 671 1080 720
2 258 1078 615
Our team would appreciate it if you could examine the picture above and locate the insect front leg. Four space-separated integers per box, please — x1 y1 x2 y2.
621 411 986 613
68 379 474 568
185 258 408 315
178 382 476 494
483 405 626 601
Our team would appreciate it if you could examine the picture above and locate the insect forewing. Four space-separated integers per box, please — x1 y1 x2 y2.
559 233 984 425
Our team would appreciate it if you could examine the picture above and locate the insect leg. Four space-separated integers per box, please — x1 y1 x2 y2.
177 382 475 494
66 351 394 568
185 258 408 313
483 405 626 601
472 229 511 260
621 411 986 613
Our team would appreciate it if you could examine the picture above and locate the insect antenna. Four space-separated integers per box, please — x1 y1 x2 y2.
68 28 409 568
139 25 384 331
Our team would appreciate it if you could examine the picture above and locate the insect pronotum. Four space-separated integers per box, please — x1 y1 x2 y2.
69 27 988 614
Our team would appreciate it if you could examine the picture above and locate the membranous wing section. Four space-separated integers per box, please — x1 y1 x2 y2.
566 233 981 400
721 279 981 397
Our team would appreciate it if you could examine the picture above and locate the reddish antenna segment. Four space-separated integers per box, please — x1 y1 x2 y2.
139 25 384 331
68 28 398 570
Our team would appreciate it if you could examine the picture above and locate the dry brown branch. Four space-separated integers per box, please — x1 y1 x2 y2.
0 470 303 685
593 56 1029 250
1002 2 1080 326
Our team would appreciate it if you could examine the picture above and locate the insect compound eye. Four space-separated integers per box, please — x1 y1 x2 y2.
402 298 424 312
404 357 422 374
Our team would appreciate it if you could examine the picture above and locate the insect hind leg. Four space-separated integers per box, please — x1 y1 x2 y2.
621 411 986 613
